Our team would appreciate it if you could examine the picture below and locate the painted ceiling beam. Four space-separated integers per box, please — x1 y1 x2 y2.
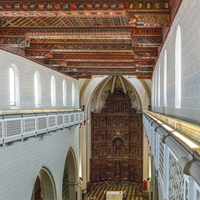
0 28 162 36
55 65 154 69
27 43 158 51
25 49 157 59
44 53 156 62
45 61 154 67
0 36 30 47
26 49 134 53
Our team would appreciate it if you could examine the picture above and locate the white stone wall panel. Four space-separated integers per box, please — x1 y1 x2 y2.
0 49 79 110
152 0 200 124
0 126 80 200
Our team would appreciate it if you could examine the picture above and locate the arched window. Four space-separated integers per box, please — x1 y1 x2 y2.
152 76 155 106
175 25 181 108
72 83 75 107
9 67 15 106
51 76 56 106
158 63 160 107
155 70 157 106
34 71 41 107
9 64 20 108
164 49 167 106
63 79 67 106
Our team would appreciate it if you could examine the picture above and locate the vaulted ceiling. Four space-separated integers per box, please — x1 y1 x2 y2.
0 0 182 79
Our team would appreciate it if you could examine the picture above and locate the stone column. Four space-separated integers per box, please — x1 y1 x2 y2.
143 129 150 181
79 123 87 193
68 182 76 200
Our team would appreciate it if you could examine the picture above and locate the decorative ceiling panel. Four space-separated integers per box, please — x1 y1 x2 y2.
30 38 131 43
0 15 128 27
0 0 183 79
0 13 169 27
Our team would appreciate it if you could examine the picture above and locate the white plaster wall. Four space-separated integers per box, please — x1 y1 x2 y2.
126 77 150 111
0 126 80 200
0 49 79 110
152 0 200 124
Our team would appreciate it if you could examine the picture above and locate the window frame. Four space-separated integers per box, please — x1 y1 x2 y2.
9 67 15 106
51 76 56 106
63 79 67 106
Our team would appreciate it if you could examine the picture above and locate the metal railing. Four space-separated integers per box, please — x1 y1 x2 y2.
146 111 200 144
143 111 200 200
0 111 84 145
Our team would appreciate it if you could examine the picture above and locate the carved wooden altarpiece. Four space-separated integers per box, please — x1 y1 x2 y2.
90 89 143 184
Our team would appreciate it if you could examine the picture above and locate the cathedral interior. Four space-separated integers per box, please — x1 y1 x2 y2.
0 0 200 200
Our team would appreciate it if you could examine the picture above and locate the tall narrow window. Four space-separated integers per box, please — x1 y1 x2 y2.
155 70 157 106
9 67 15 106
164 50 167 106
175 25 181 108
154 74 156 107
63 79 67 106
72 83 75 107
152 77 155 106
34 72 41 107
51 76 56 106
158 64 160 107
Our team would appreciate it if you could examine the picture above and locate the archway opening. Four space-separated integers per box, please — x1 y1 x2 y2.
81 75 150 200
62 148 77 200
32 168 56 200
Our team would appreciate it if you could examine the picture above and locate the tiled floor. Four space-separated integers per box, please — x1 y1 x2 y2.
85 183 149 200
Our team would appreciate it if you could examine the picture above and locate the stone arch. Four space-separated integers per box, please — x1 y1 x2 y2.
125 77 150 110
80 75 108 120
82 76 150 120
62 147 78 200
79 75 150 187
32 167 57 200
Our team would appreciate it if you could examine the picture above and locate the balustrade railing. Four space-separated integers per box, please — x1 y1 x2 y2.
143 111 200 200
0 111 84 145
146 111 200 144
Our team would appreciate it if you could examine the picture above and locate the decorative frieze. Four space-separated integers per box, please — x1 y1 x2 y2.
0 1 169 11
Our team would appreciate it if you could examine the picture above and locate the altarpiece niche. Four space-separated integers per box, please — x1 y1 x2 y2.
90 88 143 184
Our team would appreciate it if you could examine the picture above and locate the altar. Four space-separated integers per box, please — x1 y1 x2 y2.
106 191 123 200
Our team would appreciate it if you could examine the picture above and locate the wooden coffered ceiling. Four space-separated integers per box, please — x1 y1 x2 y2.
0 0 182 79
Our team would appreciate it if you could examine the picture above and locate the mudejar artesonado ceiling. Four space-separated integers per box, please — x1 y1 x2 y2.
0 0 182 79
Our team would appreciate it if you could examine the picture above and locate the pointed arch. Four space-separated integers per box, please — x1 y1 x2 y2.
62 147 78 200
